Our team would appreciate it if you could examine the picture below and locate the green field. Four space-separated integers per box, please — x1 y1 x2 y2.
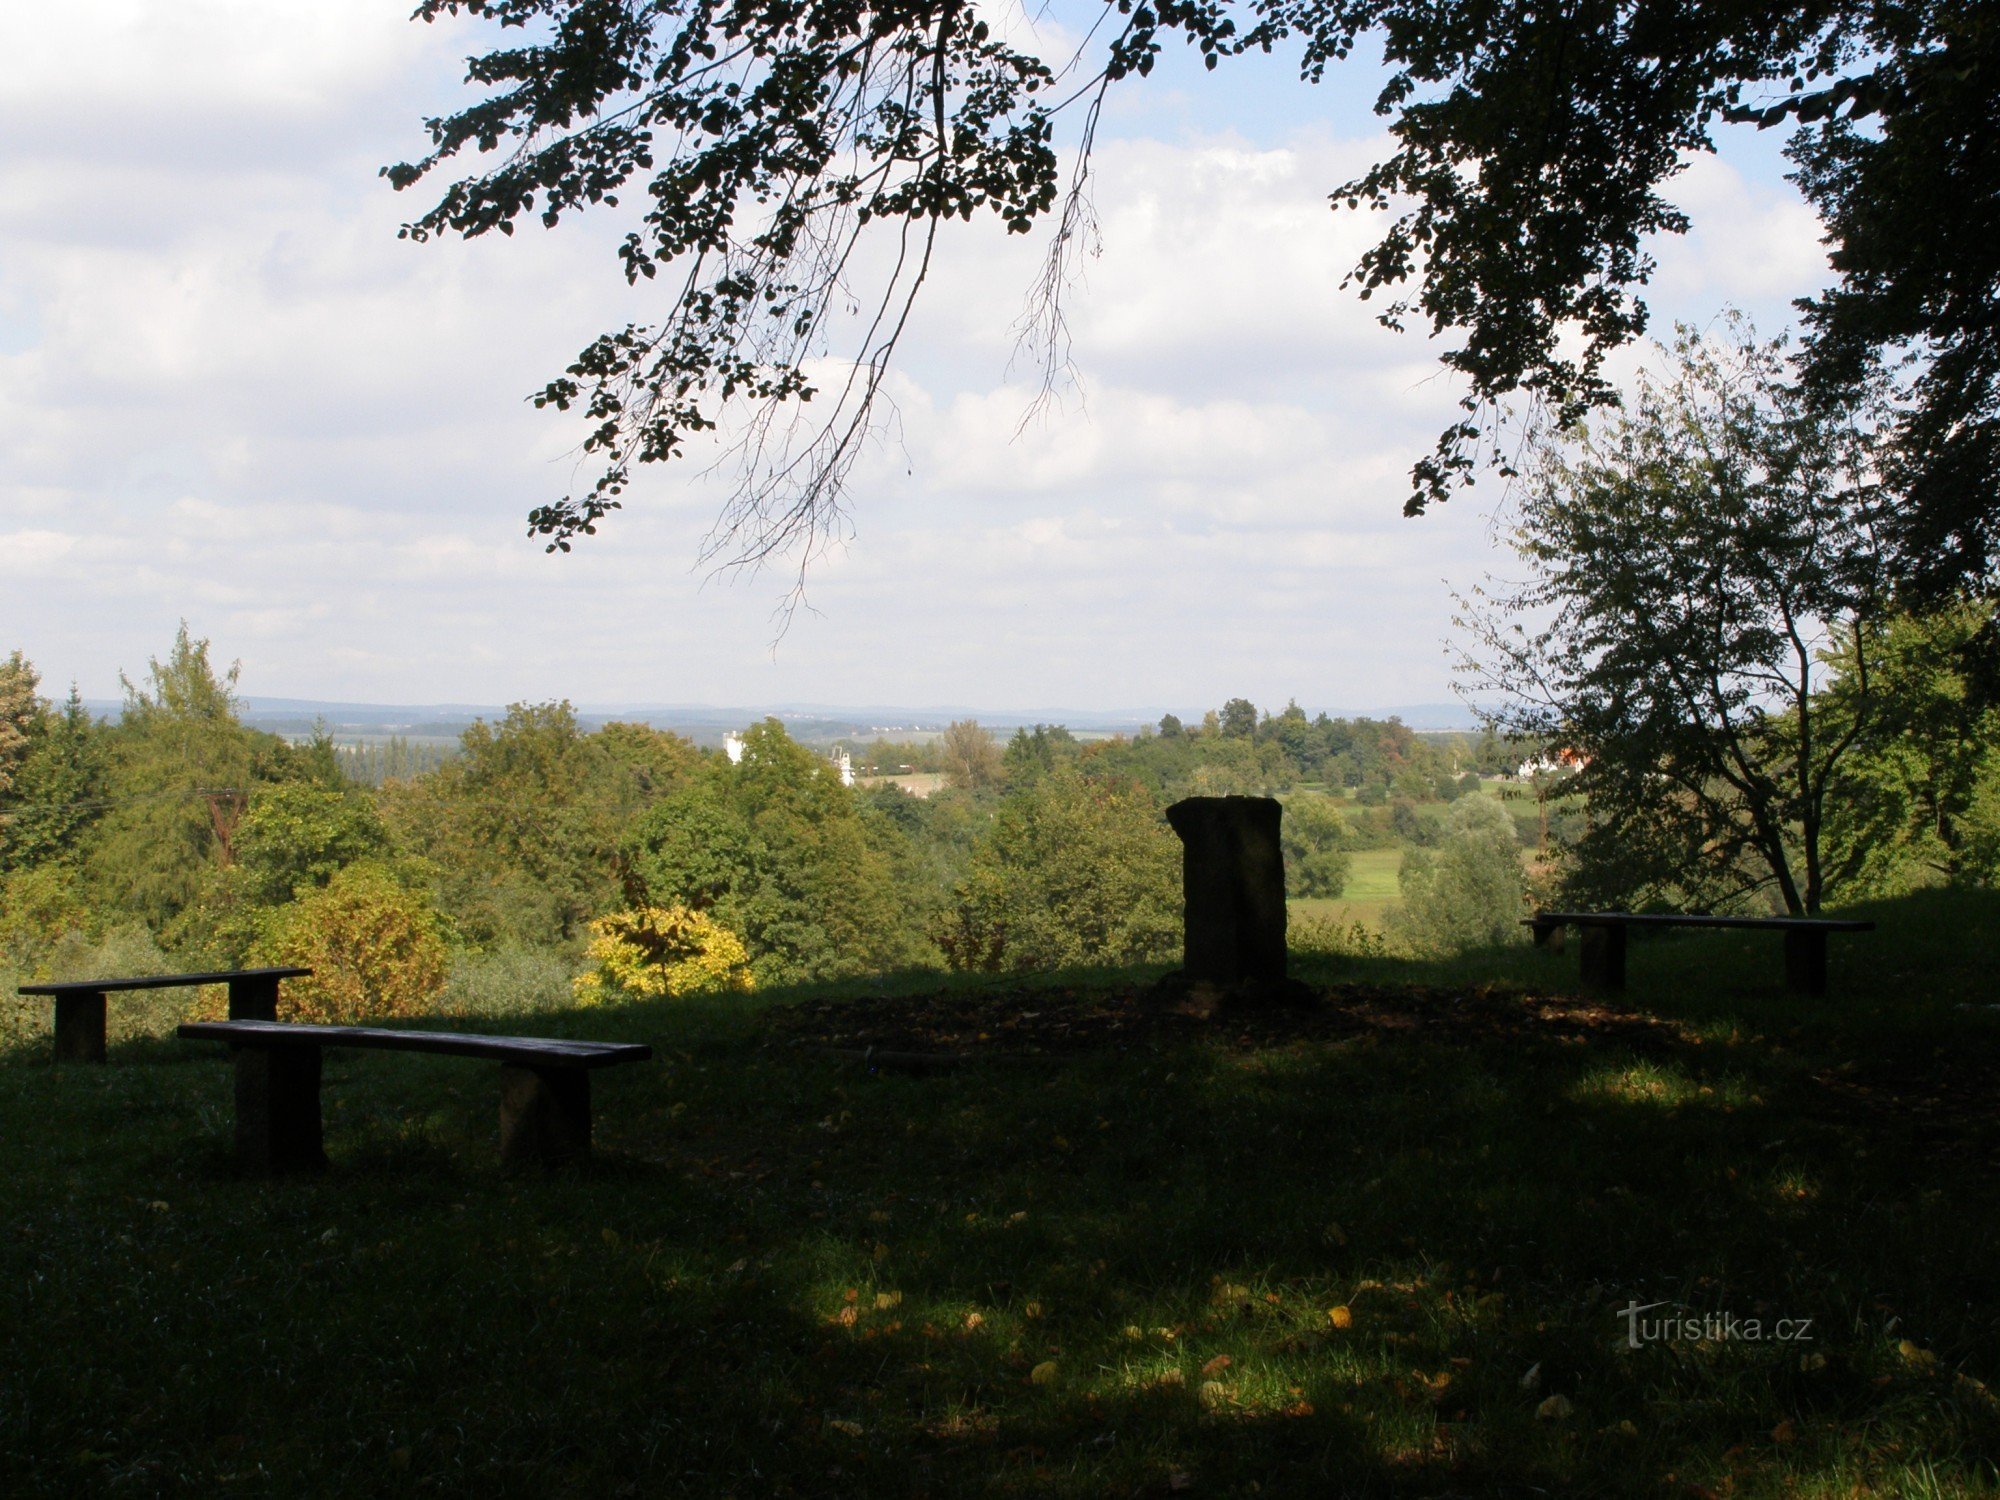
7 888 2000 1495
1290 847 1405 928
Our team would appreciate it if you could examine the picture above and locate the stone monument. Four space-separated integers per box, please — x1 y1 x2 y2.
1155 794 1317 1013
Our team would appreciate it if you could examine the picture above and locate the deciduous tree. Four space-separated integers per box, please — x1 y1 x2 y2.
937 766 1177 972
391 0 1995 585
1391 794 1526 954
1459 324 1887 914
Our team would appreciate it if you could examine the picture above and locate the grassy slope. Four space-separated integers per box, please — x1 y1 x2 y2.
4 891 2000 1496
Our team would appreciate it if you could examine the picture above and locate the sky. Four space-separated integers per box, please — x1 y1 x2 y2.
0 0 1834 718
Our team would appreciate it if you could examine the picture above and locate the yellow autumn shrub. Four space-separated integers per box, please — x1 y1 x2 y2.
268 862 449 1023
572 905 754 1005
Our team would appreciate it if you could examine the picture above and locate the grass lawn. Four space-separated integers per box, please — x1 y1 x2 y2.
1290 849 1405 929
6 890 2000 1495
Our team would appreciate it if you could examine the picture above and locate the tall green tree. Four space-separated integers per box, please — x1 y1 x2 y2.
939 719 1005 792
1000 724 1081 789
626 722 931 983
1280 794 1352 898
0 687 107 874
1460 325 1886 914
391 0 1993 587
0 652 39 801
937 767 1178 973
92 625 261 925
1392 795 1526 954
1821 602 2000 893
384 704 697 945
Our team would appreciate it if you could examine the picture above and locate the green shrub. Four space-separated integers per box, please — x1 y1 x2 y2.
438 942 581 1018
571 905 754 1004
0 863 96 971
268 862 449 1023
2 921 189 1048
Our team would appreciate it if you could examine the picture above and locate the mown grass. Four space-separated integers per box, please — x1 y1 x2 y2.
1292 849 1407 929
5 890 2000 1496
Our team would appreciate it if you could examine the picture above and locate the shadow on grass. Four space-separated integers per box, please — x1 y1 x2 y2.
3 890 2000 1495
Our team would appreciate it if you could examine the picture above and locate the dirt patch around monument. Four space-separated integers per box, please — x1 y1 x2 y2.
761 979 1700 1066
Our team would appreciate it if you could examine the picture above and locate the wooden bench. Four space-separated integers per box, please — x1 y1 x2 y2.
1524 911 1875 996
16 967 313 1063
177 1020 652 1171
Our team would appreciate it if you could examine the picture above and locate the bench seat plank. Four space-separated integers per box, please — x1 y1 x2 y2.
178 1020 651 1068
1525 912 1874 933
21 967 316 1063
18 967 313 996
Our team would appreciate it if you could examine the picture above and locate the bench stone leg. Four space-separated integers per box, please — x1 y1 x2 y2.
227 973 281 1022
54 991 108 1064
1579 925 1626 990
1784 929 1829 997
234 1044 326 1173
498 1065 591 1167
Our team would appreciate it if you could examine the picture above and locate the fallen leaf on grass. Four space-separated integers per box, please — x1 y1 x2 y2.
827 1419 864 1437
1327 1307 1353 1330
1536 1395 1574 1421
1200 1355 1233 1377
1030 1361 1059 1385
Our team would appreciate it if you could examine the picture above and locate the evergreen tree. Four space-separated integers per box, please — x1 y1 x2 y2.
92 624 259 926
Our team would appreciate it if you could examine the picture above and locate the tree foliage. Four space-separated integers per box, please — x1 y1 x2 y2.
232 785 393 906
1460 325 1886 914
1391 794 1525 954
939 719 1005 792
572 904 754 1002
92 625 263 926
1280 793 1350 898
1821 602 2000 893
0 652 39 801
627 720 932 983
0 685 108 876
384 702 698 945
393 0 1995 586
267 862 451 1024
937 767 1178 972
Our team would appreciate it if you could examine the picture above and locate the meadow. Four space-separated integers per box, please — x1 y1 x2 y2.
4 888 1998 1496
1288 847 1407 928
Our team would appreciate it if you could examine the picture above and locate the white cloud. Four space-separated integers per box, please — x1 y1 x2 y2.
0 2 1838 715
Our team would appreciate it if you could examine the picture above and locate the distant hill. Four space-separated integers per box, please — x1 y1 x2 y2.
80 696 1484 746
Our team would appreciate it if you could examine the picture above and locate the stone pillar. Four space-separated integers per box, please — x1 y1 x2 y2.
1159 796 1313 1012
